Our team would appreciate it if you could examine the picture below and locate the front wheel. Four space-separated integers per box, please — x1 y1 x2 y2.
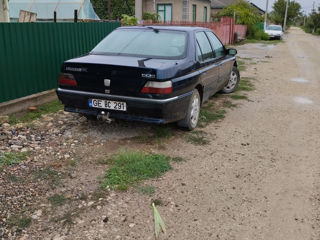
221 66 240 94
177 89 200 131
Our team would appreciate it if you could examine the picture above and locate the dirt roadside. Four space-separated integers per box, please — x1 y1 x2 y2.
1 27 320 240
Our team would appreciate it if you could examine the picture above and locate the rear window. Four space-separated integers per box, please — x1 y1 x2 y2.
91 29 187 59
267 25 282 31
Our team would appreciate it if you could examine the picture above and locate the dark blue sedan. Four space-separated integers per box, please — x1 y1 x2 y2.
56 26 240 130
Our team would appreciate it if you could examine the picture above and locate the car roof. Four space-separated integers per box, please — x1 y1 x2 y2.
117 25 211 32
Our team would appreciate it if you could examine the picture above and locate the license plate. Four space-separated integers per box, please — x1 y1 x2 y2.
89 99 127 111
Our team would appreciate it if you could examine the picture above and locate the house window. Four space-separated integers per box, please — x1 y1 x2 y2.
203 7 207 22
157 4 172 22
192 4 197 22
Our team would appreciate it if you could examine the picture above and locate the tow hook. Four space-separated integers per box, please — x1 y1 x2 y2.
97 111 113 123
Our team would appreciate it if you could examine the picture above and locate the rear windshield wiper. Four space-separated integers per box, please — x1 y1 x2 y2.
146 26 159 33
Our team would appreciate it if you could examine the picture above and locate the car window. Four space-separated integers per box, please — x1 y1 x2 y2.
206 31 225 58
91 29 187 59
196 32 214 62
196 42 203 62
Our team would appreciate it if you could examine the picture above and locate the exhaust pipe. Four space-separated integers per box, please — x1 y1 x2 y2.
97 111 113 123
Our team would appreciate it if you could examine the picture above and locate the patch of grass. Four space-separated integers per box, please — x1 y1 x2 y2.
187 130 210 145
237 60 246 71
33 167 63 187
152 126 173 139
8 100 63 125
199 109 226 127
136 185 156 196
0 151 30 167
223 100 237 108
230 94 248 100
242 39 283 45
237 77 255 92
172 157 184 162
48 194 66 207
7 215 31 229
250 62 257 65
101 150 172 190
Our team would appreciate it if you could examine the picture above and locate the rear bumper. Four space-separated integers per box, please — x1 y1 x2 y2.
56 88 192 124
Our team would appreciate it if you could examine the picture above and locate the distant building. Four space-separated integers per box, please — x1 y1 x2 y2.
135 0 211 22
9 0 100 22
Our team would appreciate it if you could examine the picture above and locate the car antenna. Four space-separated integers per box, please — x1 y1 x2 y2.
147 26 159 33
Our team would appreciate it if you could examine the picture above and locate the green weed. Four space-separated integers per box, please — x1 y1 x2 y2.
0 151 30 167
199 109 226 127
187 130 210 145
101 150 172 190
48 194 66 207
237 77 255 92
8 100 63 124
230 94 248 100
223 100 237 108
33 167 63 187
237 60 246 71
7 215 31 229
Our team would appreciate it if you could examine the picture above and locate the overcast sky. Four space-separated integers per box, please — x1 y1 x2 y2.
250 0 320 14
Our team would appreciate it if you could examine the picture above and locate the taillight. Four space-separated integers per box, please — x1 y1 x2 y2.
58 73 77 86
141 81 172 94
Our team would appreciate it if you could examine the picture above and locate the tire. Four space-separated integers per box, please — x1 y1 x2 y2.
177 89 200 131
221 66 240 94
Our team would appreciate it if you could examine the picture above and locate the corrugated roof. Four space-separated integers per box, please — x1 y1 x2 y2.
9 0 100 20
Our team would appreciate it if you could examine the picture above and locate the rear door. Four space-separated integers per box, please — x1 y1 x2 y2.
195 31 219 102
205 31 234 89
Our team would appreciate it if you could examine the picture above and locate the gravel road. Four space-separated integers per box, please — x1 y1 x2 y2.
2 27 320 240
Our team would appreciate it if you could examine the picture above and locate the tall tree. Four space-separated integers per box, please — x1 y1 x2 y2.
91 0 134 20
271 0 301 27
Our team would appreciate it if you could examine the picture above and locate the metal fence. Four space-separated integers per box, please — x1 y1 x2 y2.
0 22 120 103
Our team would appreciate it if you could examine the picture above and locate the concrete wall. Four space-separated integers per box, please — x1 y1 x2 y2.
142 0 210 22
190 0 210 22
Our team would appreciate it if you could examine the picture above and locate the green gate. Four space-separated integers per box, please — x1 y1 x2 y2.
0 22 120 103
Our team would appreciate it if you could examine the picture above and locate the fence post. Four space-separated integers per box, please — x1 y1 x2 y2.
54 11 57 22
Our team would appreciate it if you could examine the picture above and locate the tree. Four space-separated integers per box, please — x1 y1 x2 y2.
271 0 302 27
305 7 320 34
218 0 263 26
218 0 267 40
91 0 134 20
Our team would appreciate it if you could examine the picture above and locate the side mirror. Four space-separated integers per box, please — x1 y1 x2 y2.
228 48 237 56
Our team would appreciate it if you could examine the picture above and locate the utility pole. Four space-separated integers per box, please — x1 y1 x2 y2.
264 0 269 29
108 0 111 21
283 0 289 31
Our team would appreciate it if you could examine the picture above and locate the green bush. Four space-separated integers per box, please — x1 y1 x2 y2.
143 12 159 22
247 25 269 40
121 14 138 26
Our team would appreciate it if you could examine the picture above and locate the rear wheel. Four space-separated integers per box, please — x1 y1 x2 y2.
177 89 200 131
221 66 240 93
